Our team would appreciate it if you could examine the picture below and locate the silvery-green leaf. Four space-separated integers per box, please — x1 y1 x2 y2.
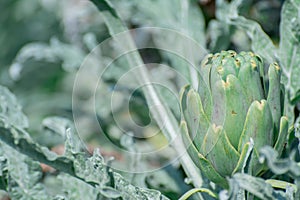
259 146 300 177
42 117 74 137
0 86 28 129
0 123 169 200
130 0 206 88
279 0 300 102
0 143 50 200
9 37 85 81
0 87 167 200
99 186 122 198
267 63 282 131
131 0 205 47
216 0 277 64
228 173 287 200
57 174 99 199
207 20 231 53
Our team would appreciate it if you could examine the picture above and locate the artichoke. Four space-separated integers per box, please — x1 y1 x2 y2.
180 50 288 188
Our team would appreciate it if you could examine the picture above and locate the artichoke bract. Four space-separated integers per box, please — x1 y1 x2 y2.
180 50 288 188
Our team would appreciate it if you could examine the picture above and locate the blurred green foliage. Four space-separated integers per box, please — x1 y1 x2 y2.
0 0 299 199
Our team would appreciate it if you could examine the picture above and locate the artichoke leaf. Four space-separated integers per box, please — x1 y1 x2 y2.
238 57 264 103
180 121 201 168
238 100 274 153
197 153 229 189
232 140 253 174
179 85 191 115
180 121 228 188
210 79 226 126
267 62 282 133
186 89 210 151
199 53 213 86
249 148 265 176
201 124 240 177
274 116 288 155
222 74 249 149
198 68 213 120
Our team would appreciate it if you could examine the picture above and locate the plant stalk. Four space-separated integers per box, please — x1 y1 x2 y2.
90 0 204 192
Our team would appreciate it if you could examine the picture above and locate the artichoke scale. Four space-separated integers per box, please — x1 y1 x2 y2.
267 62 282 133
198 73 213 120
232 141 253 174
238 100 274 153
222 74 249 149
210 79 227 126
200 124 240 177
185 89 210 152
238 59 264 103
180 121 228 188
218 57 238 80
274 116 288 154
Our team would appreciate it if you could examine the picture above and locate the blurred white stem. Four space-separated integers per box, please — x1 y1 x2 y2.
181 0 199 90
92 0 204 193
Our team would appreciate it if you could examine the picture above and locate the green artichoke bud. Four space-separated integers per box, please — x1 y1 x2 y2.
180 51 288 188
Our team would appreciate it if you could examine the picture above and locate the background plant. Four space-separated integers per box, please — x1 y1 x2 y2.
0 0 299 200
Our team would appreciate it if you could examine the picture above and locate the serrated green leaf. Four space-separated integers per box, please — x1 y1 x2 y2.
57 174 99 200
0 143 51 200
0 123 169 200
0 86 28 128
0 84 168 199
